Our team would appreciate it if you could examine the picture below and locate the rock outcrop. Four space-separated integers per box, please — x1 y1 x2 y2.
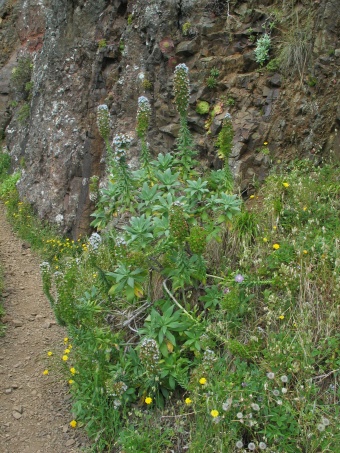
0 0 339 237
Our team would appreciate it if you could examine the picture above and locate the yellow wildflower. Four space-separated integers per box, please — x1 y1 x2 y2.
47 351 53 357
263 237 268 242
273 243 280 250
199 377 207 385
303 206 307 211
70 420 77 428
249 194 255 199
145 397 153 405
64 337 69 343
282 182 290 188
68 379 75 385
278 315 285 320
263 141 268 146
43 369 49 375
211 410 219 418
64 349 70 354
62 355 68 361
303 250 308 254
70 367 76 375
185 397 192 405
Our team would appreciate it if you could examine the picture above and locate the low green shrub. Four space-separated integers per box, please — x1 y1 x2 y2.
255 33 271 65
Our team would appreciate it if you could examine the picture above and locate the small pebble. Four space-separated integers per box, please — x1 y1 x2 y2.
12 411 22 420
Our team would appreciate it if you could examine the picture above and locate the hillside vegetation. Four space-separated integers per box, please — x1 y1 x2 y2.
0 63 339 452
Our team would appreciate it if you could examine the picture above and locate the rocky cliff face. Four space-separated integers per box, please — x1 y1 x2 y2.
1 0 339 237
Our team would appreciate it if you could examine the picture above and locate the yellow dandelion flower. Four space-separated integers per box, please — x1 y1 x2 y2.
303 206 307 211
70 420 77 428
273 243 280 250
70 367 76 375
185 397 192 405
62 355 69 361
145 397 153 405
282 182 290 188
263 141 268 146
47 351 53 357
303 250 308 254
64 337 69 343
64 349 70 354
43 369 49 375
68 379 75 385
211 410 219 418
263 237 268 242
278 315 285 320
199 377 207 385
68 344 73 349
249 194 255 199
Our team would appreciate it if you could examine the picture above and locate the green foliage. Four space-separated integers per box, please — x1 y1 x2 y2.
98 39 107 49
31 157 340 451
307 74 317 87
6 59 336 452
9 58 33 125
17 102 30 124
206 75 217 89
0 171 20 198
196 100 210 115
117 418 174 452
182 22 191 36
141 78 153 90
140 301 190 357
0 152 11 183
232 209 259 243
255 33 271 65
107 263 147 302
266 57 280 72
205 67 220 90
10 56 33 100
210 67 220 78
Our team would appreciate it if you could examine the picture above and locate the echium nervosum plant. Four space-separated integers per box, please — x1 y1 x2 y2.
173 63 190 118
93 104 134 225
173 63 197 177
111 133 133 201
97 104 110 145
136 95 152 172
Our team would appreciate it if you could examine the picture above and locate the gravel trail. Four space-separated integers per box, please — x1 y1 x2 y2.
0 203 87 453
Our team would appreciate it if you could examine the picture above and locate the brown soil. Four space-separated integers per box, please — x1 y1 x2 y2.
0 203 88 453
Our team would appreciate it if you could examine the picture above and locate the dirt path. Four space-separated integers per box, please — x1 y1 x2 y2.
0 203 87 453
